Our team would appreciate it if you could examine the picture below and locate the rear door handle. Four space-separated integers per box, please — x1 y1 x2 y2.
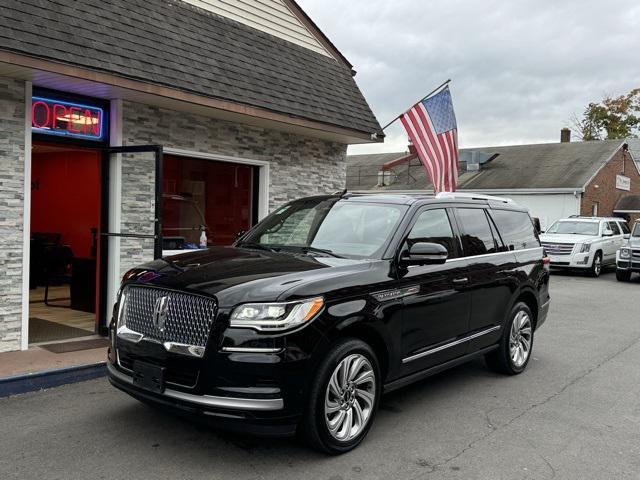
453 277 469 284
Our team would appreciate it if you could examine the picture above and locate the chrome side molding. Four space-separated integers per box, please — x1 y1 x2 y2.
402 325 501 364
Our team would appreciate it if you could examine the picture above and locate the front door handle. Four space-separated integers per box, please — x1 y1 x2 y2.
453 277 469 284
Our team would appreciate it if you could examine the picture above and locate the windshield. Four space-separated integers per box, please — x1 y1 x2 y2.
238 198 408 259
633 223 640 237
546 220 600 236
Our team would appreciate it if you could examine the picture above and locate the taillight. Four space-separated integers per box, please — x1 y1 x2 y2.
542 256 551 268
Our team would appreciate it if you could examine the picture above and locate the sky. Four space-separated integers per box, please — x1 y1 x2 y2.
297 0 640 155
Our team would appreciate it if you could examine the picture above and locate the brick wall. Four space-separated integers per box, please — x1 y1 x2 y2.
0 77 25 352
581 148 640 224
120 101 347 272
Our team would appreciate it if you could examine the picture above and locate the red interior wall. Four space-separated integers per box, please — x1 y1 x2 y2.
163 155 253 246
31 146 101 258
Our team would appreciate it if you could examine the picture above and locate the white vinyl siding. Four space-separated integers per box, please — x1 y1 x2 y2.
180 0 333 57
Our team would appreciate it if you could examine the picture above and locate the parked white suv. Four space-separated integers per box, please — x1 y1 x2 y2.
540 216 629 277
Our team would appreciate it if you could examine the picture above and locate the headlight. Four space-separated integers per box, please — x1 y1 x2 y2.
620 248 631 259
230 297 324 331
579 243 591 253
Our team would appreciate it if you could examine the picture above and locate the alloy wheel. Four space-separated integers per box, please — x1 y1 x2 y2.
509 310 532 368
594 256 601 276
324 353 376 442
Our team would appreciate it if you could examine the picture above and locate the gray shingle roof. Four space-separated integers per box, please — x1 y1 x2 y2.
347 140 628 191
615 195 640 212
0 0 381 136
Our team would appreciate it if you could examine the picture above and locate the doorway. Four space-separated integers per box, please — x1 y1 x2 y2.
28 141 102 345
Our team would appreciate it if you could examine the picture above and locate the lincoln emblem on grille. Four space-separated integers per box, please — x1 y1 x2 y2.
153 296 170 332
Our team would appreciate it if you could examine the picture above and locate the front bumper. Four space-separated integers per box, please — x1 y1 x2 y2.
616 257 640 272
107 360 298 436
547 251 594 269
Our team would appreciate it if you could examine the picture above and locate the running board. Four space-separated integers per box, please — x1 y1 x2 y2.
383 345 499 393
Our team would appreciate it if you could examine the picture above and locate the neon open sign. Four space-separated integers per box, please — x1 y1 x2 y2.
31 96 104 141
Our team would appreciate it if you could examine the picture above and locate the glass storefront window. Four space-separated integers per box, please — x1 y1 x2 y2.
162 155 254 249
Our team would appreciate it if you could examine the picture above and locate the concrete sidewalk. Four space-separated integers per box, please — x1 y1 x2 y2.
0 343 107 397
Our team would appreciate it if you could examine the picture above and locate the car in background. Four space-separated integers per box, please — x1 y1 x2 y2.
616 219 640 281
540 216 629 277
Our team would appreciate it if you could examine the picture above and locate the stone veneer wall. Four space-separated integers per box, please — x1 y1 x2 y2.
119 101 347 273
0 77 25 352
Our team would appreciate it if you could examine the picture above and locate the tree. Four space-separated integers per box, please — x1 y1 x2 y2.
572 88 640 141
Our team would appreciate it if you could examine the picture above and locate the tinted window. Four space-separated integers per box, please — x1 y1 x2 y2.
608 222 620 235
407 209 458 257
620 222 631 234
456 208 499 256
489 209 540 251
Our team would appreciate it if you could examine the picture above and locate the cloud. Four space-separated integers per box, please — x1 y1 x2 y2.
298 0 640 153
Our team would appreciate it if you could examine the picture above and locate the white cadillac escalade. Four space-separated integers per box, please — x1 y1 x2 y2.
539 216 630 277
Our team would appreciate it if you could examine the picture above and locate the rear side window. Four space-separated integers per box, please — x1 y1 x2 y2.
455 208 500 256
407 208 458 258
608 222 620 235
489 209 540 251
620 222 631 234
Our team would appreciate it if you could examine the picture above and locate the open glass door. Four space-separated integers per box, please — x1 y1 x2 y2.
99 145 163 333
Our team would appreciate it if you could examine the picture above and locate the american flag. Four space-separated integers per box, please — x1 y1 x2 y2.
399 87 459 193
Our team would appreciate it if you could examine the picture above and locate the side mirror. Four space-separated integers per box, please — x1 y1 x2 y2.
401 242 448 266
603 228 614 237
623 234 631 240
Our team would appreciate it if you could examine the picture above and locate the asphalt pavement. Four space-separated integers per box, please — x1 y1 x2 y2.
2 270 640 480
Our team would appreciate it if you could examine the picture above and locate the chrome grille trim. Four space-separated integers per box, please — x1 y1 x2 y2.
117 285 217 357
541 242 575 255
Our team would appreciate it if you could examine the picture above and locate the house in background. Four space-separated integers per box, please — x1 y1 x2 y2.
347 134 640 229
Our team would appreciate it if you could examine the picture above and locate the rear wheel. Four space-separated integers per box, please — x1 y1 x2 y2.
616 269 632 282
301 338 380 454
485 302 534 375
590 252 602 277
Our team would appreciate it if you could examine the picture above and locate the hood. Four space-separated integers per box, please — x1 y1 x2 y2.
626 236 640 248
123 246 385 306
539 233 600 244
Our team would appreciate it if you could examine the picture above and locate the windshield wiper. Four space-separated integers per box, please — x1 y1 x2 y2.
299 246 344 258
236 242 277 252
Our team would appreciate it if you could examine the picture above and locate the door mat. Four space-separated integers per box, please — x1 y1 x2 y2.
29 318 94 344
39 338 110 354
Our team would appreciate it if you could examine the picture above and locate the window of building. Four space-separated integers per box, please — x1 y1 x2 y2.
489 209 540 251
591 203 599 216
455 208 501 256
406 208 458 257
162 155 255 248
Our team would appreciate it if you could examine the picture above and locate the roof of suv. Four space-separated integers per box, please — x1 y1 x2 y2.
304 192 528 211
558 217 626 222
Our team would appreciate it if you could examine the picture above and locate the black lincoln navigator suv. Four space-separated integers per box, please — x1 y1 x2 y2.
107 192 550 453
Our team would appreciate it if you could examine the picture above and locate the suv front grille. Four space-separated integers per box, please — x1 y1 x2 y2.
121 285 217 348
541 242 575 255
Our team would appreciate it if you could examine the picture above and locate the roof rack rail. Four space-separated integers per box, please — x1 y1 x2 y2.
435 192 515 204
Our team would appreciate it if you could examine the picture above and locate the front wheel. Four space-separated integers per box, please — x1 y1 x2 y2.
590 252 602 277
616 269 632 282
485 302 534 375
301 338 380 454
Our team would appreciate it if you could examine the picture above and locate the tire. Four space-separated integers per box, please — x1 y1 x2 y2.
485 302 534 375
301 338 381 454
616 269 632 282
590 252 602 277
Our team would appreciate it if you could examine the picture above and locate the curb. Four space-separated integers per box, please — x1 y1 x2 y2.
0 362 107 398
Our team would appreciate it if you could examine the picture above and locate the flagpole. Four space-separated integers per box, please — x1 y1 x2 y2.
380 78 452 131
